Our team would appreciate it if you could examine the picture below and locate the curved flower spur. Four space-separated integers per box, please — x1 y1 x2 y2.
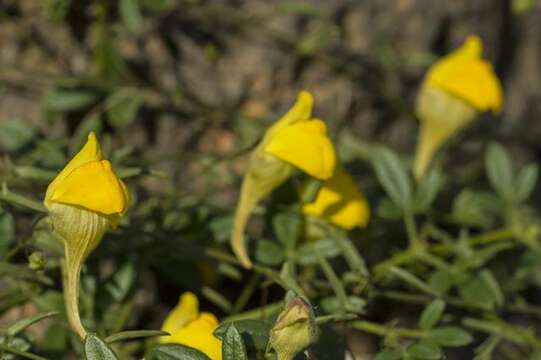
44 132 130 339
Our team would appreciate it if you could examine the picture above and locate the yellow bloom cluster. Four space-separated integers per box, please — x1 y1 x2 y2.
230 91 375 267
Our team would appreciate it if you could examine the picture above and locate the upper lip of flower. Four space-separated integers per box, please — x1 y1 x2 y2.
262 91 337 180
424 35 503 113
44 132 130 216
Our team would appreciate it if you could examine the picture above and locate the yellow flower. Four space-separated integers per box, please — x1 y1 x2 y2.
160 292 222 360
44 132 130 339
231 91 336 268
413 35 504 180
425 35 503 112
303 168 370 230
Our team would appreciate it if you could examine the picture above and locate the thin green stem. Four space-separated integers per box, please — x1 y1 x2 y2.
374 227 515 276
205 248 305 296
431 227 515 255
351 320 427 339
232 274 260 313
373 249 417 276
0 183 47 213
222 301 284 322
315 313 358 324
417 252 456 274
463 317 541 348
334 232 368 276
404 211 422 251
316 255 348 314
0 344 47 360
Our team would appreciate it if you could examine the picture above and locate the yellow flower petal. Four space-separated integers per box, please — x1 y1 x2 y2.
45 132 103 207
425 35 503 112
161 292 199 340
264 119 336 180
169 313 222 360
49 160 129 215
303 169 370 229
265 90 313 139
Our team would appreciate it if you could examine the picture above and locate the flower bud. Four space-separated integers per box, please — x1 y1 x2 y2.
232 91 336 268
44 132 130 339
268 297 318 360
28 252 47 271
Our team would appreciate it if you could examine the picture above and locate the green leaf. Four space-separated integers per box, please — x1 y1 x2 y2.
214 320 272 352
120 0 143 33
515 164 538 202
40 323 68 352
84 334 119 360
371 146 412 210
0 120 37 152
377 198 403 220
387 267 438 296
427 271 455 296
44 87 99 111
93 22 126 81
320 296 366 315
451 189 496 228
473 335 500 360
273 211 302 249
419 299 445 330
429 326 473 347
374 350 402 360
254 239 284 266
0 211 15 256
485 142 515 202
222 324 248 360
512 0 537 13
33 290 65 313
296 238 341 265
458 274 499 310
209 215 233 243
414 167 444 212
479 270 504 307
142 0 174 10
201 287 232 313
300 178 322 203
7 312 59 337
46 0 70 22
13 166 56 182
105 330 169 344
408 341 443 359
106 88 143 128
0 337 45 360
149 344 211 360
105 262 135 302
